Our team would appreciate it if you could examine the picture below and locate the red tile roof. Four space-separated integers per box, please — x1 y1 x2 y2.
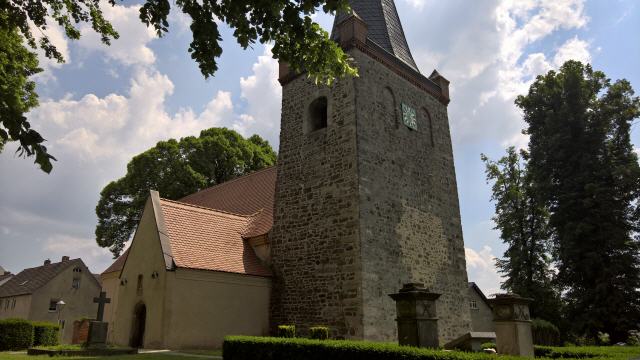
159 199 272 277
179 166 276 236
101 249 129 275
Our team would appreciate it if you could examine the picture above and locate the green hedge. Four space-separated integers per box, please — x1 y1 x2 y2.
223 336 524 360
309 326 329 340
278 325 296 338
32 322 60 347
534 346 640 360
532 319 561 346
0 318 35 351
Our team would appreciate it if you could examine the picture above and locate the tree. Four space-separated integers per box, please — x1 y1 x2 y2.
2 0 357 173
95 128 277 257
482 147 561 321
0 12 54 172
517 61 640 341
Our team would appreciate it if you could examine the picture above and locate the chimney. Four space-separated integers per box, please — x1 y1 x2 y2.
44 259 51 265
61 256 70 262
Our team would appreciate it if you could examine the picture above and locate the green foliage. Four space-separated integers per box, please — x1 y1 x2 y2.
278 325 296 338
481 148 561 320
32 322 59 347
597 332 610 346
533 345 640 360
0 12 55 173
518 60 640 341
480 342 495 350
95 127 276 256
532 319 561 346
0 318 34 351
309 326 329 340
627 330 640 346
223 336 527 360
1 0 355 173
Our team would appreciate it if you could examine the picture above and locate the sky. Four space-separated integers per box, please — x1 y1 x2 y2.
0 0 639 296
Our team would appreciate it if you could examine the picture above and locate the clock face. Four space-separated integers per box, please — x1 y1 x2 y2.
402 103 418 130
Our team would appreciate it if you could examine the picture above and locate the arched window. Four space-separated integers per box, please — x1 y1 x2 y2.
136 274 143 296
382 87 397 128
422 108 435 147
305 96 328 134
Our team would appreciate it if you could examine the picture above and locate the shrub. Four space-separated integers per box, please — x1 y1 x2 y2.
597 332 610 346
309 326 329 340
278 325 296 338
480 342 496 350
627 330 640 346
0 318 34 350
532 319 561 346
32 322 60 347
223 336 529 360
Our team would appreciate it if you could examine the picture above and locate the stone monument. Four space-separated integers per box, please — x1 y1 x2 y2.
87 291 111 348
389 283 441 348
488 294 534 357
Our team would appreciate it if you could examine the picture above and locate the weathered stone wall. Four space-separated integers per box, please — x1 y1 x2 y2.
271 47 471 343
351 50 471 344
270 74 363 339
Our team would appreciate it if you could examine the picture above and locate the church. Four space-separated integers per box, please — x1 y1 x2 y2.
101 0 472 349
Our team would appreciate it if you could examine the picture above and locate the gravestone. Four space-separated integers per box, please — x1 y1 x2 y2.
388 283 441 348
87 291 111 348
488 294 534 357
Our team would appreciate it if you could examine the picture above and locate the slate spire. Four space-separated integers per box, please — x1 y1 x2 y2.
331 0 418 71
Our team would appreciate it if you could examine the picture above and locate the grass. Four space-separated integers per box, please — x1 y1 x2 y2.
174 350 222 356
0 353 214 360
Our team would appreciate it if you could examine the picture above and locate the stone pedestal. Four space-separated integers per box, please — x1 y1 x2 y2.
488 294 534 357
87 321 109 348
389 283 441 348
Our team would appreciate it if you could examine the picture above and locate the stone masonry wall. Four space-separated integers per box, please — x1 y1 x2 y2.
270 74 363 339
351 50 472 344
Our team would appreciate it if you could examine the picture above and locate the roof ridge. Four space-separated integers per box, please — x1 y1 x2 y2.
160 198 251 219
181 166 276 199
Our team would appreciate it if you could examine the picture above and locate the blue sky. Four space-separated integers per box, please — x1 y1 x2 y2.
0 0 638 295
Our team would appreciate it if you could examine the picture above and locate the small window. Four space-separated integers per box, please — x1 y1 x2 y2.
72 278 80 289
73 267 82 273
136 274 143 296
470 300 478 310
11 299 15 309
305 96 328 133
49 299 59 312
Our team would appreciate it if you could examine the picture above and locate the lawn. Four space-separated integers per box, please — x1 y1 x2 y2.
0 352 220 360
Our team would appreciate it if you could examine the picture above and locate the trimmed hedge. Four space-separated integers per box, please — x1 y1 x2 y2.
532 319 561 346
309 326 329 340
533 346 640 360
222 336 525 360
33 322 60 347
0 318 35 351
278 325 296 338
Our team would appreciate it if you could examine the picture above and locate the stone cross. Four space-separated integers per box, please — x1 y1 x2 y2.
93 291 111 322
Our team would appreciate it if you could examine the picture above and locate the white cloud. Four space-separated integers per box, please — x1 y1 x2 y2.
29 22 70 82
410 0 590 146
78 4 157 66
553 36 591 67
44 234 111 261
237 46 282 145
465 246 502 296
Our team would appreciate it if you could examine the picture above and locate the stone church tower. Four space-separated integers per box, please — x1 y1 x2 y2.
270 0 471 343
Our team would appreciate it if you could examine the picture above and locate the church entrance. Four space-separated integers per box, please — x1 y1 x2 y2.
130 302 146 348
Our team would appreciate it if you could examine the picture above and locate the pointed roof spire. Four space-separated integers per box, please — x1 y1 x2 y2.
331 0 418 71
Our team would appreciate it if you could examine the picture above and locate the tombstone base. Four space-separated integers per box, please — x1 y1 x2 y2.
87 321 109 348
397 319 439 348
